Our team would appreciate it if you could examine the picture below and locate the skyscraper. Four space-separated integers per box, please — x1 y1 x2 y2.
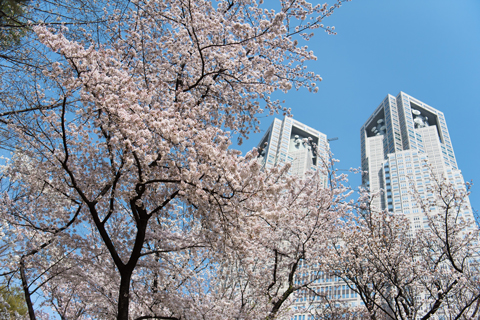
256 117 330 177
257 117 363 318
361 92 473 223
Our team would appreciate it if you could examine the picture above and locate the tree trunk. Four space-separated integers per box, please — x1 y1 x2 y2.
116 216 148 320
118 272 132 320
19 259 36 320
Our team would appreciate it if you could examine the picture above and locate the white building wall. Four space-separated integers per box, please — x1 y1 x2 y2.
258 117 363 320
362 91 474 224
257 117 329 177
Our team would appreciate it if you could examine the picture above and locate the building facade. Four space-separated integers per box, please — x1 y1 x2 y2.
256 93 475 320
256 117 330 176
258 117 363 319
360 91 474 227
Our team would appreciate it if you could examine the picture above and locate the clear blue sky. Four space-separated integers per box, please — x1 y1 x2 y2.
239 0 480 214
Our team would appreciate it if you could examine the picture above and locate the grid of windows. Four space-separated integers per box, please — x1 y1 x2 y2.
362 92 473 226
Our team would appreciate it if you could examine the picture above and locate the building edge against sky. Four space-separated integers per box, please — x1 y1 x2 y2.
361 91 474 226
256 117 330 178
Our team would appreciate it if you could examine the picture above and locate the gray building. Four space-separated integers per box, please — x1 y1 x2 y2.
258 117 363 318
256 117 329 177
361 91 473 225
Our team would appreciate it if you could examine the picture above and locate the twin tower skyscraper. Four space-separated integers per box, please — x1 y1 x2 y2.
257 91 474 226
255 92 475 317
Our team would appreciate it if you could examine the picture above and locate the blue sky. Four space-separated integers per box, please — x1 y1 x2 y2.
239 0 480 214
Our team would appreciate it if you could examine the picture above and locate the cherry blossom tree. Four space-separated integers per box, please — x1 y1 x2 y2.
326 168 480 320
0 1 351 319
0 0 132 157
209 167 353 320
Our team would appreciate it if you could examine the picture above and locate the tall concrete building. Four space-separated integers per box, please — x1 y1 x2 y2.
256 117 330 177
361 92 474 225
257 117 363 319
